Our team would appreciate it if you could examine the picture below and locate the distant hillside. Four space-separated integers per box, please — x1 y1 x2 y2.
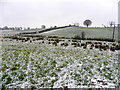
37 27 118 40
1 26 119 41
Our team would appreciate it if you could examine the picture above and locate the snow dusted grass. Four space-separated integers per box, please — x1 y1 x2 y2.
0 39 119 88
39 27 118 40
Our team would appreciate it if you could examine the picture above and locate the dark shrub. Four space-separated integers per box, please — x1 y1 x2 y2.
73 35 81 40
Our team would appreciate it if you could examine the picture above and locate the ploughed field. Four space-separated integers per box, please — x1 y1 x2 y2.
0 36 119 88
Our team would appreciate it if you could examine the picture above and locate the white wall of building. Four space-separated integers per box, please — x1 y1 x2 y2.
118 1 120 24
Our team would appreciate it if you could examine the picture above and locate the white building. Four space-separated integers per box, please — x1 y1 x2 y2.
118 1 120 25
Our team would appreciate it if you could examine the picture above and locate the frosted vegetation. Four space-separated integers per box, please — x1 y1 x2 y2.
0 37 119 88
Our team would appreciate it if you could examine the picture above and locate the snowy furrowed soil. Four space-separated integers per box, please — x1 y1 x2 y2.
0 38 119 88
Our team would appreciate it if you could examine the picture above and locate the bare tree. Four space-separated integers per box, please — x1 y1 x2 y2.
41 25 46 29
27 27 30 30
109 21 115 27
4 26 8 30
83 19 92 27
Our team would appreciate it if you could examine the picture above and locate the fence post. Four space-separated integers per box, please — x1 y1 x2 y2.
112 25 115 40
81 32 85 40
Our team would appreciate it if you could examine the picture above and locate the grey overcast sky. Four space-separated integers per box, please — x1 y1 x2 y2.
0 0 119 28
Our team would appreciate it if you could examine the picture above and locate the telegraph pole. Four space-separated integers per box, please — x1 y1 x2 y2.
112 24 115 40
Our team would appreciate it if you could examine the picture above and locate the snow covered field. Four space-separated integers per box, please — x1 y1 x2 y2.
0 37 119 88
